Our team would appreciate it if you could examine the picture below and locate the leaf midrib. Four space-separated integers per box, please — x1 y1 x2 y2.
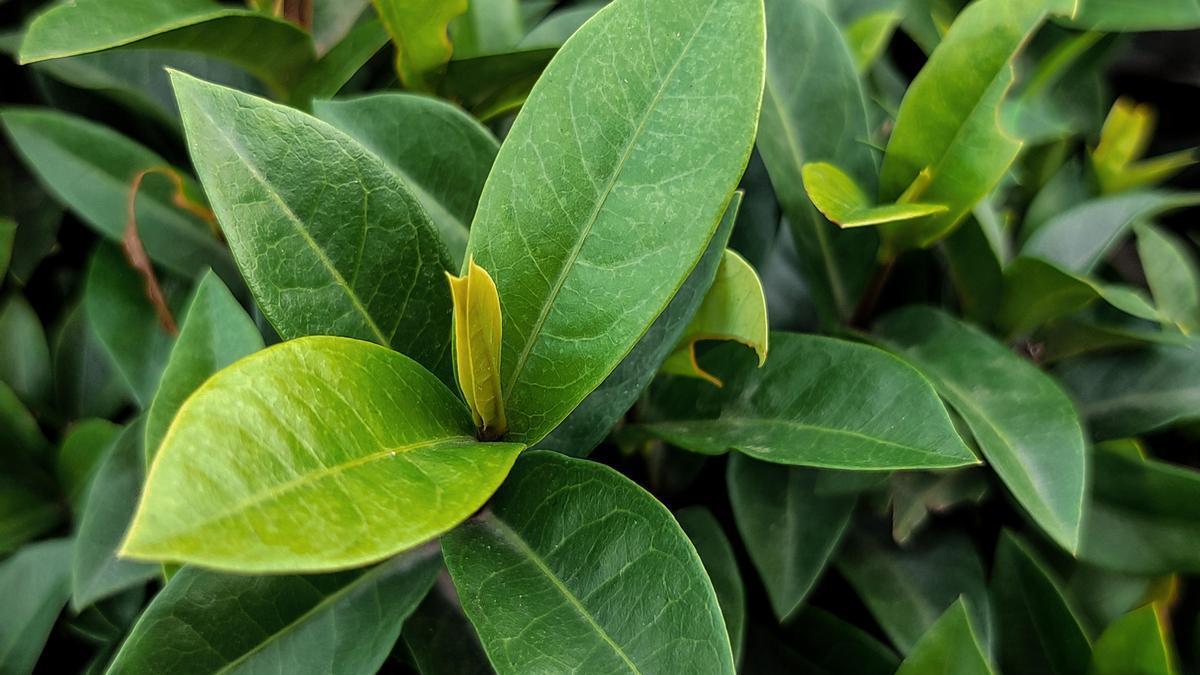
501 0 721 400
483 512 642 674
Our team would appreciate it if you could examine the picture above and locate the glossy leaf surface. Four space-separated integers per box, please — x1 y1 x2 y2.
876 307 1087 552
172 73 455 382
1090 603 1176 675
123 336 524 572
442 451 735 674
802 162 948 228
677 506 747 664
998 256 1159 337
643 333 976 470
895 599 993 675
466 0 765 445
447 259 506 437
107 548 439 674
372 0 467 90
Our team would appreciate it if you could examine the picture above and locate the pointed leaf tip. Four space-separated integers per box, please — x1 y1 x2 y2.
448 258 507 439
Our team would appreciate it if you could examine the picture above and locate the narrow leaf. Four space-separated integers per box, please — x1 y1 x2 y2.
442 451 735 674
122 336 523 572
447 258 506 438
802 162 948 228
0 538 73 675
467 0 765 445
1137 223 1200 333
998 256 1159 337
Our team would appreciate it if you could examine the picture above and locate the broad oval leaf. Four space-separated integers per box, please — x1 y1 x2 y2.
466 0 765 445
122 336 524 573
0 538 72 675
756 0 878 324
442 450 736 674
641 333 976 470
18 0 315 93
677 506 746 665
0 108 238 283
313 94 499 268
728 454 855 621
876 307 1087 552
171 72 456 383
896 599 993 675
145 272 263 462
107 548 440 674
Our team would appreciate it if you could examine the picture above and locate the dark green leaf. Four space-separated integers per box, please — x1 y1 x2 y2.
1090 603 1177 675
402 579 493 675
1137 223 1200 333
57 419 120 514
876 307 1087 552
742 607 899 675
289 19 390 106
51 305 130 422
728 454 855 620
0 217 13 279
677 506 746 665
0 538 73 675
895 599 993 675
998 256 1159 337
0 294 51 407
466 0 765 445
443 450 735 674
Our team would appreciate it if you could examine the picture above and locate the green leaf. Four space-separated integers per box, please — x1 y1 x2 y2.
313 93 499 270
1078 443 1200 574
520 2 605 48
123 336 523 573
0 538 73 675
50 305 130 422
1022 191 1200 275
440 47 556 120
1091 98 1197 195
83 244 187 407
451 0 525 57
289 19 391 106
0 217 13 279
371 0 467 90
73 420 158 610
1090 604 1177 675
876 307 1087 552
447 258 507 437
641 333 976 470
943 207 1007 322
57 419 120 514
0 295 51 407
1137 223 1200 333
661 248 769 386
442 450 735 674
18 0 315 94
846 9 902 72
145 272 263 463
838 529 992 656
107 548 439 674
743 606 900 675
890 469 990 544
171 72 456 383
877 0 1069 252
312 0 373 55
534 194 738 456
0 108 238 283
1041 314 1193 364
402 582 493 675
677 506 746 665
756 0 878 323
1057 341 1200 439
1069 0 1200 30
727 454 855 620
0 386 60 550
467 0 764 445
991 531 1091 675
998 256 1160 337
802 162 948 228
895 599 993 675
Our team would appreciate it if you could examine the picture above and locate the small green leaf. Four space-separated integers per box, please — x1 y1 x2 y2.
876 307 1087 552
642 333 976 470
313 93 499 268
171 72 455 383
0 295 51 407
999 256 1159 336
895 599 993 675
51 305 130 422
1022 191 1200 274
73 421 158 611
991 531 1091 675
447 258 507 438
467 0 765 445
56 419 120 514
0 538 73 675
1068 0 1200 31
83 245 188 407
838 529 992 656
18 0 315 94
677 506 746 664
0 386 60 550
145 271 263 463
0 218 13 279
106 548 440 674
877 0 1071 252
802 162 948 229
846 9 902 72
727 454 855 621
1137 223 1200 333
1091 98 1197 194
1090 604 1178 675
450 0 525 57
0 108 237 283
442 451 735 674
1057 341 1200 439
371 0 467 90
661 249 768 386
289 19 391 106
123 336 523 573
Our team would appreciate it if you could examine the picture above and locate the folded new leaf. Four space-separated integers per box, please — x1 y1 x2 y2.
662 249 769 387
1092 97 1197 195
447 258 507 439
802 162 948 229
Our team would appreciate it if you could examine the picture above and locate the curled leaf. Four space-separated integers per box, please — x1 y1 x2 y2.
447 258 506 439
1092 97 1197 194
802 162 948 229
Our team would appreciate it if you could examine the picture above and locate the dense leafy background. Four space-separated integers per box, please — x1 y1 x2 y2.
2 0 1200 673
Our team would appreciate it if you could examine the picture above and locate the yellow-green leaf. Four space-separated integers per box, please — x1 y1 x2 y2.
802 162 949 229
846 10 901 73
662 249 769 387
1090 603 1178 675
447 258 506 438
371 0 467 91
1092 98 1198 194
